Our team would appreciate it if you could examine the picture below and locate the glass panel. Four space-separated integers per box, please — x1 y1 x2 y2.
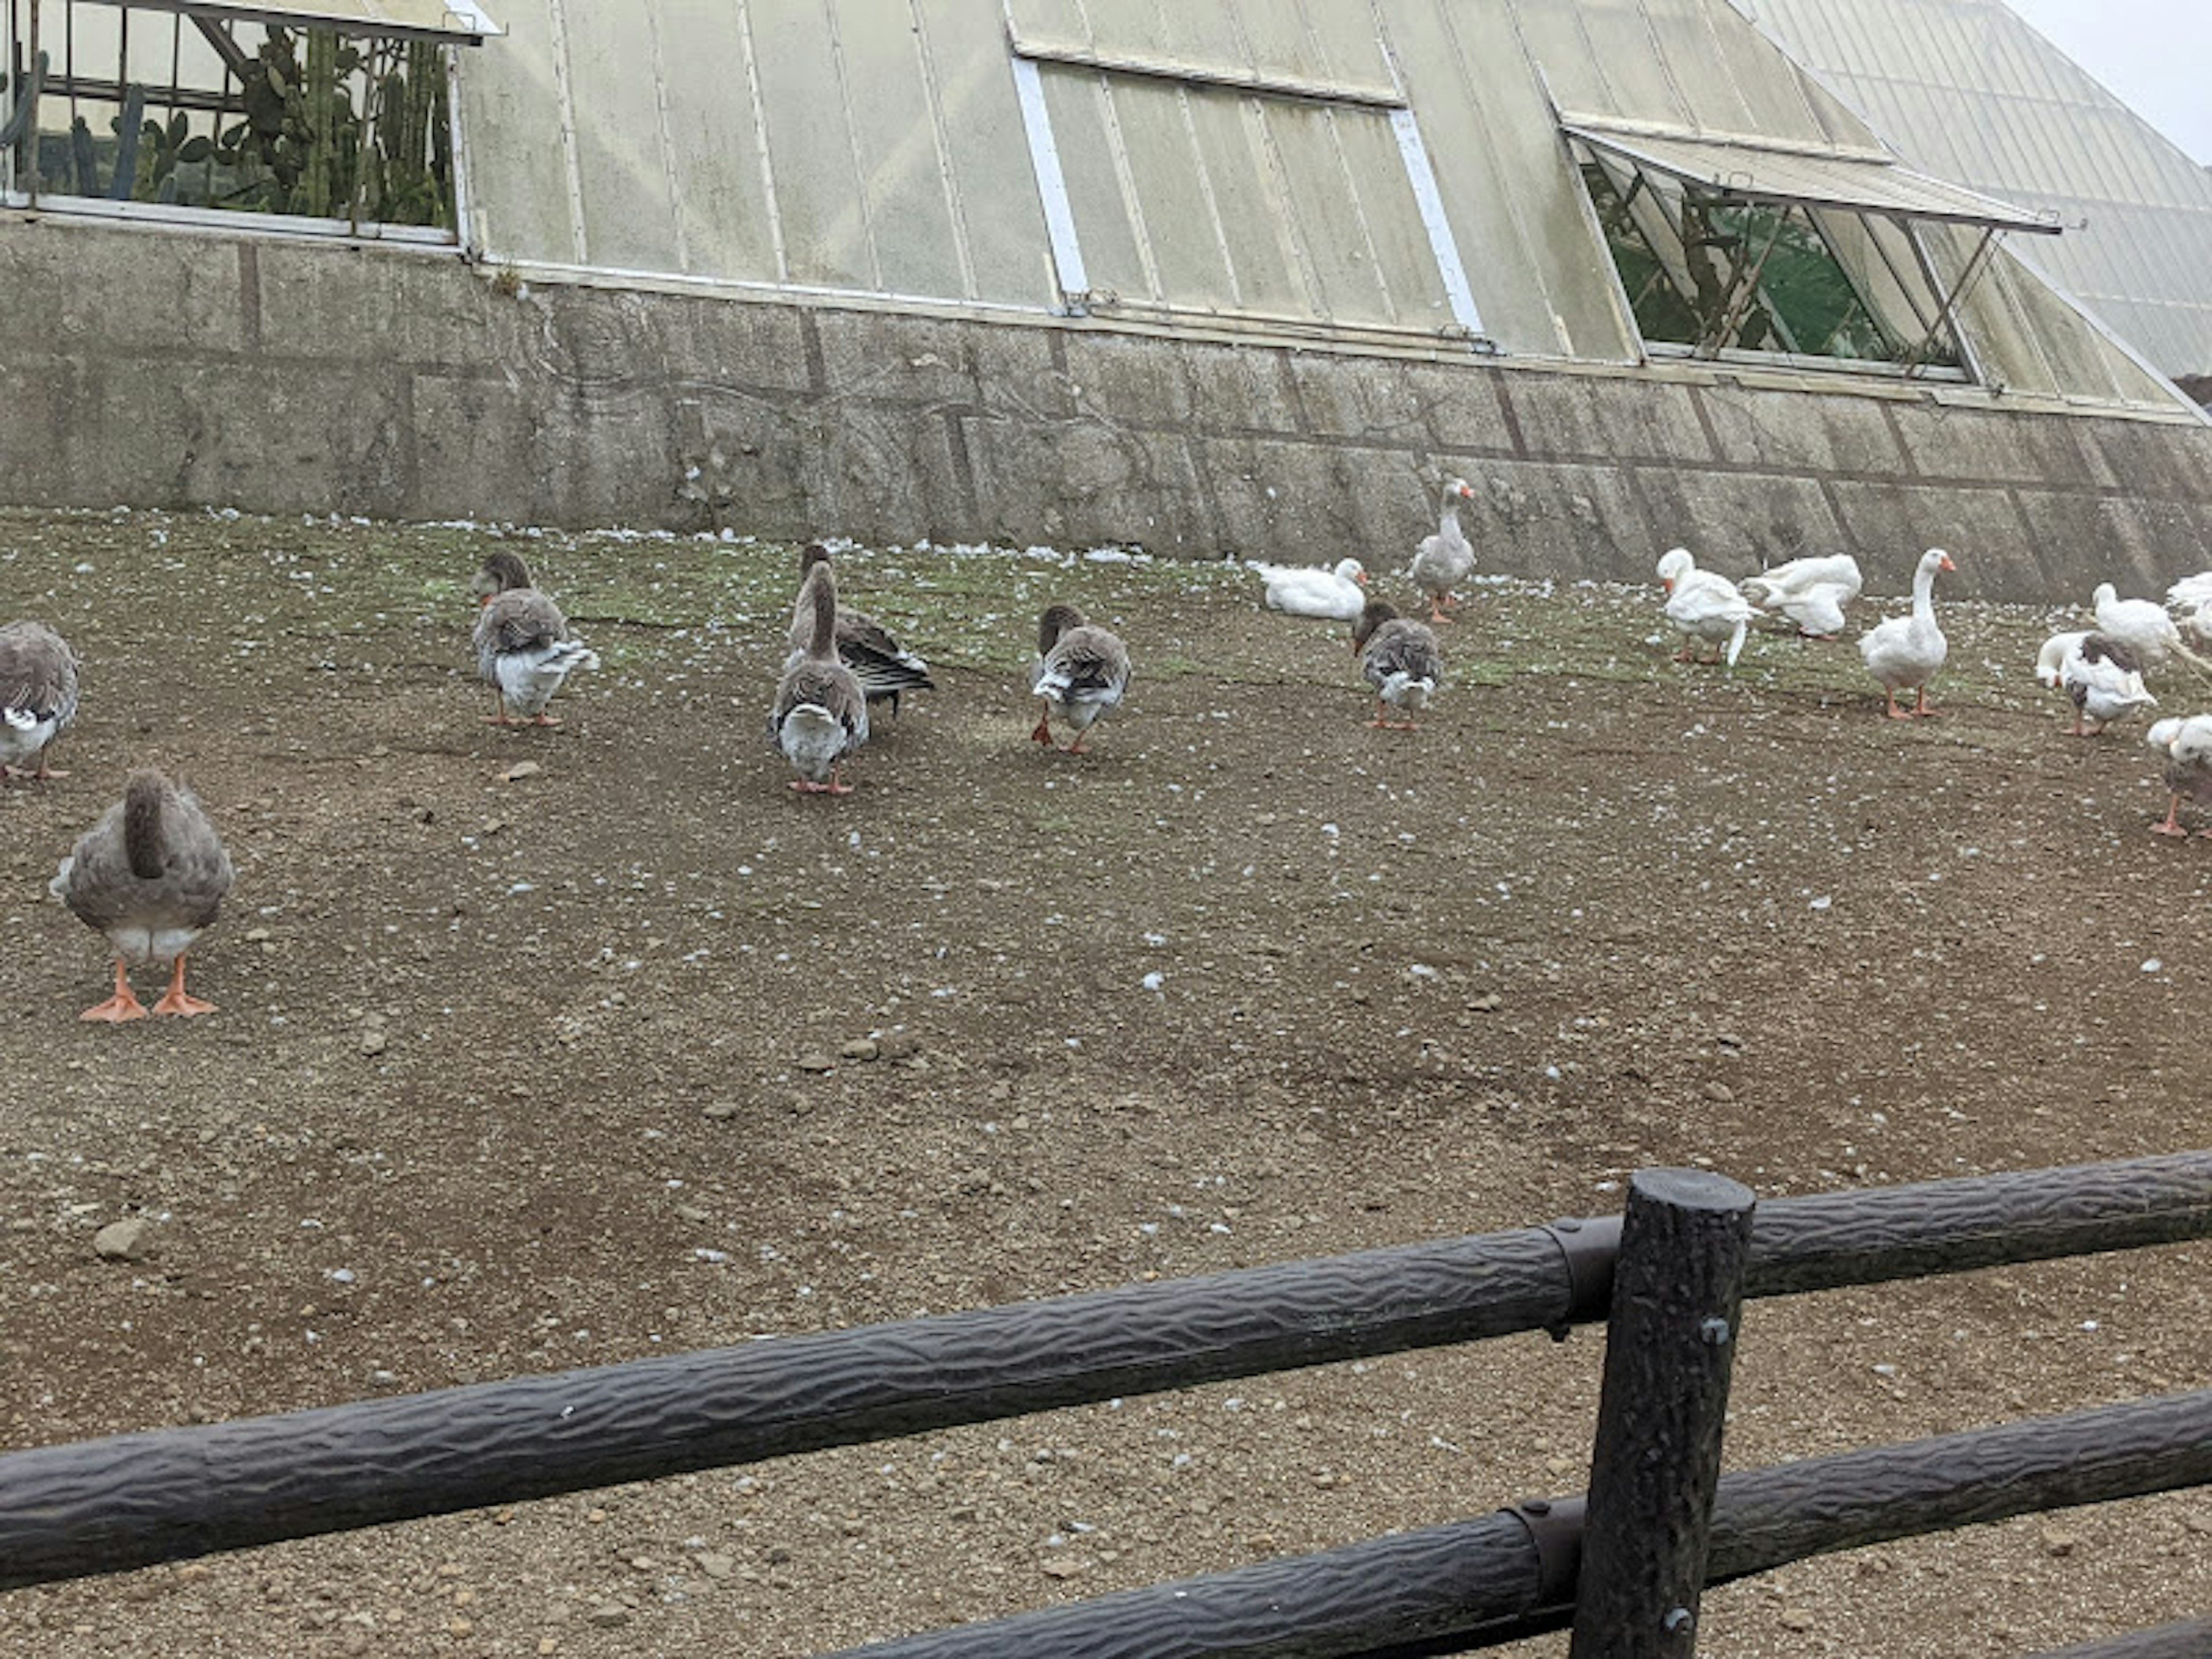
1104 73 1233 309
561 0 680 270
752 0 872 289
1039 63 1149 303
652 0 777 281
917 0 1052 307
1183 84 1304 315
452 0 574 258
13 0 456 228
834 0 961 300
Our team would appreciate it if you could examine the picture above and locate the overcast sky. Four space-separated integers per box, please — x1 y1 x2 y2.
2003 1 2212 164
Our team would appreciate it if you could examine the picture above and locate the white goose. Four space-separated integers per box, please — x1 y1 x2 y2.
1859 548 1955 718
2058 634 2156 737
2035 629 2092 691
2090 582 2212 677
1255 557 1369 621
1741 554 1862 639
1656 548 1758 668
2145 714 2212 838
2166 571 2212 645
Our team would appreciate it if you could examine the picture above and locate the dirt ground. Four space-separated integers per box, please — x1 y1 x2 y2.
0 506 2207 1659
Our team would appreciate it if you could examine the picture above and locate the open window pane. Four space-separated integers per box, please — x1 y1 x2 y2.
3 0 462 233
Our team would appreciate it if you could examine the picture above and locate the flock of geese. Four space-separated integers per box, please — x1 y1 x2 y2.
1652 532 2212 837
7 494 2212 1023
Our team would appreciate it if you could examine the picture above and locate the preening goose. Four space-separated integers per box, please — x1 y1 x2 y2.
1741 554 1862 639
2165 571 2212 646
51 768 234 1021
1031 604 1130 754
2036 630 2092 691
1350 599 1443 730
1408 478 1478 623
1255 558 1369 621
1656 548 1758 668
789 544 935 715
0 620 79 783
770 559 869 794
471 551 601 726
2090 582 2212 679
1858 548 1956 718
2059 634 2156 737
2145 714 2212 838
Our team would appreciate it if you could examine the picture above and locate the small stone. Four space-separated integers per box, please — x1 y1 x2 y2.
839 1037 880 1062
1468 993 1501 1012
1715 1031 1744 1049
93 1218 151 1262
244 927 271 944
1779 1608 1816 1633
1040 1558 1082 1579
502 761 542 783
586 1604 630 1627
676 1205 710 1225
702 1101 740 1121
695 1554 734 1581
2043 1528 2081 1558
795 1053 835 1074
361 1031 389 1057
1702 1081 1734 1104
875 1031 922 1060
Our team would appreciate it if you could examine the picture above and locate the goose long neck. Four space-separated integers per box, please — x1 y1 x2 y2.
805 571 838 658
1911 560 1939 620
123 774 167 881
1439 501 1463 539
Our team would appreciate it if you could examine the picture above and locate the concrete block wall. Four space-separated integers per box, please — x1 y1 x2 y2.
7 212 2212 601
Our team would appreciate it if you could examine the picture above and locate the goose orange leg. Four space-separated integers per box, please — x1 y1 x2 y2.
2152 794 2190 838
1912 687 1939 717
152 956 218 1017
1884 691 1913 720
81 960 148 1023
1031 716 1055 746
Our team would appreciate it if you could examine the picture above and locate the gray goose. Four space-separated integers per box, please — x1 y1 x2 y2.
1351 599 1443 730
787 545 935 716
471 551 601 726
771 559 869 794
1 620 81 783
51 768 235 1021
1407 477 1477 623
1030 604 1130 754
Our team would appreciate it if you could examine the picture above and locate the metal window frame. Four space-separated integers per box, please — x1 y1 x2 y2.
2 0 477 237
1007 30 1487 345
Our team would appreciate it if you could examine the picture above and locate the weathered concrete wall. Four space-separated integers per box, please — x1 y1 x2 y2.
7 213 2212 601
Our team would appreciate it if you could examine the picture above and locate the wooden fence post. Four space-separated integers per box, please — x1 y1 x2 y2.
1569 1167 1757 1658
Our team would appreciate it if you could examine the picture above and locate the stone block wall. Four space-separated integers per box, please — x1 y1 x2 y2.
7 212 2212 601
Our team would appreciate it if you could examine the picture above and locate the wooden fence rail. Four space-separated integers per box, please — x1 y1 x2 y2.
1 1149 2207 1651
827 1389 2212 1658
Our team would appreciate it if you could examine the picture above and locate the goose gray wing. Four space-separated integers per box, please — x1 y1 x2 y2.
1362 618 1442 691
0 621 80 727
1040 626 1130 704
769 657 870 751
836 608 935 705
475 589 569 672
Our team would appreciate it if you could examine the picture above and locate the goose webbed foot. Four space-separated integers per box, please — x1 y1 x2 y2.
81 961 149 1023
151 957 218 1017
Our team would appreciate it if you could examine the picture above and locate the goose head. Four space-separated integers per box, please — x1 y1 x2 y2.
800 543 835 578
472 550 533 608
1444 477 1476 503
1352 597 1399 656
1656 547 1695 594
2092 582 2119 609
1925 548 1957 577
1331 558 1369 587
1037 603 1088 656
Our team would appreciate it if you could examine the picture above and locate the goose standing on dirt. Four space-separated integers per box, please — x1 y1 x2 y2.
1407 478 1478 623
2145 714 2212 837
2090 582 2210 677
2059 634 2156 737
0 620 79 783
1859 548 1956 718
1741 554 1862 639
1031 604 1130 754
51 768 234 1021
1350 599 1442 730
471 551 601 727
771 557 869 794
1656 548 1758 668
1254 557 1369 621
789 544 935 716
